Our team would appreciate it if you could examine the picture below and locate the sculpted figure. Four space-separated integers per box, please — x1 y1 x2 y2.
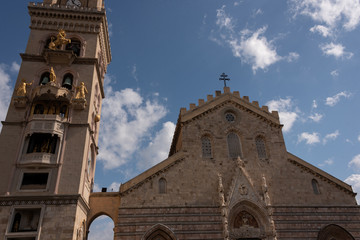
48 29 71 50
75 82 88 99
50 67 56 82
16 79 33 96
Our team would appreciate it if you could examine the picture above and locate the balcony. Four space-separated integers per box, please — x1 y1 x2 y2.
20 152 57 165
25 114 65 136
32 83 72 102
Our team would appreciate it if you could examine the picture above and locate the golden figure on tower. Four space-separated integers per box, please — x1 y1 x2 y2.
75 82 88 99
48 29 71 50
49 67 56 82
16 79 33 97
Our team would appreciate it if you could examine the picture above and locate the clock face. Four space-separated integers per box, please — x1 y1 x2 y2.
66 0 81 7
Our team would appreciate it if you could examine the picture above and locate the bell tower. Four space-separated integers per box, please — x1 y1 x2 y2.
0 0 111 239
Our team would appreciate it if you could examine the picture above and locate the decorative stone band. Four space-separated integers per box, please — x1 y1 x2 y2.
0 194 88 209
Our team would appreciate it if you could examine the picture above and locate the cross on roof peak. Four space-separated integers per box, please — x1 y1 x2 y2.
219 72 230 87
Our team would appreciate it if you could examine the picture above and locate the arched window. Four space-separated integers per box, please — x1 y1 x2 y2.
312 179 320 194
33 104 45 114
62 73 73 90
159 178 167 194
318 224 355 240
143 224 177 240
60 105 68 118
255 136 267 159
227 132 242 158
66 38 81 56
201 136 212 158
40 72 50 85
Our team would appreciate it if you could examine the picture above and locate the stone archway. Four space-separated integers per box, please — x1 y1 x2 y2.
228 201 274 240
142 224 177 240
318 224 355 240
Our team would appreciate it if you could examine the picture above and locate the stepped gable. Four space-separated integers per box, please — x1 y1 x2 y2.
169 86 281 156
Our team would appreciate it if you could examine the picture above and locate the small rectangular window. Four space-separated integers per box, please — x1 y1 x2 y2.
20 173 49 190
10 208 41 233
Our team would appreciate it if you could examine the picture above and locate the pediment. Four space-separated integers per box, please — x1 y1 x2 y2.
226 158 267 210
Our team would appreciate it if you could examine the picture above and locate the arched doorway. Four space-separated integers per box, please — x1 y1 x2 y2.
318 224 354 240
88 215 114 240
229 201 274 240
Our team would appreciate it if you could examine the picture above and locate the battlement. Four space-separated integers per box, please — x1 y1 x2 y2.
180 87 279 119
29 2 105 13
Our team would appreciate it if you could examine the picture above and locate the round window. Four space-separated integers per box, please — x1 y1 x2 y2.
225 112 235 122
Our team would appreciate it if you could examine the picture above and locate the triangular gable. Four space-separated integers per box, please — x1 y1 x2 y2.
169 87 281 156
287 152 355 196
119 151 185 195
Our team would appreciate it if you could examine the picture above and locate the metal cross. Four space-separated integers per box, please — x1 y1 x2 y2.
219 73 230 87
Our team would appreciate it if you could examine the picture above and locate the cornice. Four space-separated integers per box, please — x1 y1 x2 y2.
0 194 86 207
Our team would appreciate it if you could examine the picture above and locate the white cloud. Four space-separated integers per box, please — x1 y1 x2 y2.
0 64 13 130
358 135 360 142
310 25 332 37
92 183 101 192
229 26 281 72
291 0 360 31
312 100 317 109
325 91 351 106
349 154 360 170
320 42 353 59
131 64 138 82
323 130 339 144
216 5 235 31
298 132 320 144
266 97 298 132
213 6 296 73
137 121 176 170
309 113 323 122
88 216 114 240
319 158 334 167
98 76 168 170
252 9 263 17
330 69 339 77
285 52 300 62
108 182 121 192
10 62 20 73
345 174 360 204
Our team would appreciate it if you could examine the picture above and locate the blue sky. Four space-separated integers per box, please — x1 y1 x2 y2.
1 0 360 238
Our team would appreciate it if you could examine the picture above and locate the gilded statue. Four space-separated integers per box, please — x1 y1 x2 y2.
16 79 33 97
48 29 71 50
75 82 88 99
50 67 56 82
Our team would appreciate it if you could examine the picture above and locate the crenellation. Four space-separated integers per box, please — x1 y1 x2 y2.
198 99 205 106
207 94 213 102
215 90 221 97
252 101 259 107
224 86 230 93
180 108 187 115
233 91 240 98
243 96 249 102
262 105 269 112
189 103 196 110
271 111 279 118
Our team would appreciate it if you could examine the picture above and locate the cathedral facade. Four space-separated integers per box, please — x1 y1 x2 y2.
0 1 359 240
